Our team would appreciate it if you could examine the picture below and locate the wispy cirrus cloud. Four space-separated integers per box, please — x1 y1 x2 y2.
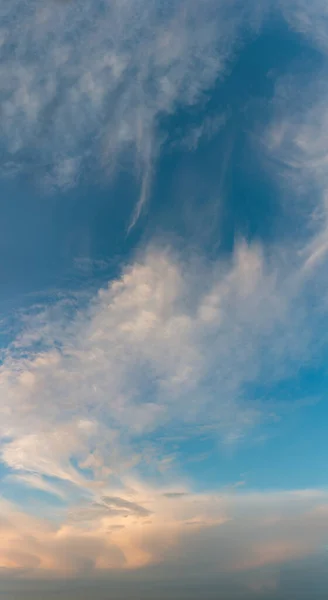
0 0 268 223
2 0 326 229
261 67 328 271
280 1 328 52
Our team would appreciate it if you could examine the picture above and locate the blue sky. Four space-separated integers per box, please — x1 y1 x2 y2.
2 1 328 598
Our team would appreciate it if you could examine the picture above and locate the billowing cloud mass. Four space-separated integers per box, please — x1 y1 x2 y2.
2 0 328 598
0 241 319 461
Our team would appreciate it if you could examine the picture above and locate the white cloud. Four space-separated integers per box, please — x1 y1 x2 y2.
0 243 294 463
6 473 67 501
0 237 325 511
0 0 244 210
0 0 270 222
260 68 328 271
1 0 328 228
280 1 328 53
174 113 227 152
1 420 97 486
2 0 326 226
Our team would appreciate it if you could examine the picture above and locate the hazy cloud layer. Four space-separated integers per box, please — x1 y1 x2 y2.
0 487 328 584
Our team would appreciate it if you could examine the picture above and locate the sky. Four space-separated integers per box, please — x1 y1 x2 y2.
2 0 328 598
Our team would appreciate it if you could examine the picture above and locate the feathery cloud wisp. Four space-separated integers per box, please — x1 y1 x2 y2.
0 0 267 223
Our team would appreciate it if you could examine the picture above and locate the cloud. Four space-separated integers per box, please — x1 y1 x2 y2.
3 3 328 591
2 0 326 227
1 233 327 582
0 234 327 582
6 473 67 501
1 420 99 487
173 113 227 152
163 492 189 499
2 234 328 501
0 0 269 224
101 496 152 517
260 65 328 271
0 241 310 468
280 1 328 53
0 487 328 583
